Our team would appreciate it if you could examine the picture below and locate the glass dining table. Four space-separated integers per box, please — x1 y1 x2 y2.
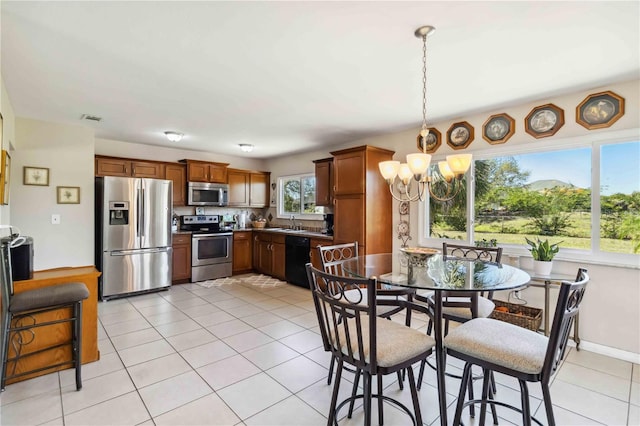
341 252 531 426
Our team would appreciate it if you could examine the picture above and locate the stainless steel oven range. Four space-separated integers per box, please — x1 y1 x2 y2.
180 215 233 282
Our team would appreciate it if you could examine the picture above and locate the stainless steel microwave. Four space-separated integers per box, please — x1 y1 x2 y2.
188 182 229 206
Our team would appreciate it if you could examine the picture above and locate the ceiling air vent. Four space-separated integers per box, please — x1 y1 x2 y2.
80 114 102 122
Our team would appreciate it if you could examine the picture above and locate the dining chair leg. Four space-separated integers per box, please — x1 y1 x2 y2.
488 383 499 425
396 370 404 390
541 382 556 426
363 372 372 426
416 359 426 391
407 366 423 426
377 374 384 425
327 356 335 385
519 379 532 426
74 302 83 390
453 362 473 426
479 368 492 425
467 368 476 417
348 368 361 418
0 311 11 391
327 359 344 426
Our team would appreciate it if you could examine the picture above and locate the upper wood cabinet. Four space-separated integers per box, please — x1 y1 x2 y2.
95 156 165 179
313 157 333 206
228 169 270 208
329 145 394 255
182 160 229 183
250 172 269 207
165 163 187 206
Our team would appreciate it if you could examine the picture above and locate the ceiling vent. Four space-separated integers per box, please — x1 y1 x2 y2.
80 114 102 122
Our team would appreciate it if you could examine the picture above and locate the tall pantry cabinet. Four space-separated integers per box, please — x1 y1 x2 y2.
329 145 394 255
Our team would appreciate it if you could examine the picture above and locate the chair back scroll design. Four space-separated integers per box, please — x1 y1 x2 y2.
317 242 359 276
543 268 589 381
443 242 503 263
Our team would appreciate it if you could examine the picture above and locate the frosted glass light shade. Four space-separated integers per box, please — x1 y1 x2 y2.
164 131 183 142
446 154 472 175
379 161 400 180
397 163 413 181
438 161 455 181
407 153 432 175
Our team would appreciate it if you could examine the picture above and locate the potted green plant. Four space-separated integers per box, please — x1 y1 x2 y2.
525 237 561 276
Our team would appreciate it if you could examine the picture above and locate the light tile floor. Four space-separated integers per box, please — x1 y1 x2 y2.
1 274 638 425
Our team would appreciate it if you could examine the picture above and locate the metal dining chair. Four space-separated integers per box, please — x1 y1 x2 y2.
306 263 435 426
445 268 589 426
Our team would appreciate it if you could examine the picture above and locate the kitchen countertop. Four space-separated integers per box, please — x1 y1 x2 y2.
246 228 334 240
173 228 333 240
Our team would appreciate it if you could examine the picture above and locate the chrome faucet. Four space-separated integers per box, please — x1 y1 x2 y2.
290 215 295 229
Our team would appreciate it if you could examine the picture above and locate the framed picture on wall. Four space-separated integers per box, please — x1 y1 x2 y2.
57 186 80 204
482 113 515 144
525 103 565 139
0 150 10 205
416 127 441 153
23 166 50 186
576 90 625 130
446 121 474 150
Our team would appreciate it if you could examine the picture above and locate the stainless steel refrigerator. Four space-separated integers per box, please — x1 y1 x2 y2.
95 176 172 300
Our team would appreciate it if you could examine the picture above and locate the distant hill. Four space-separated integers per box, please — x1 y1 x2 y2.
526 179 576 191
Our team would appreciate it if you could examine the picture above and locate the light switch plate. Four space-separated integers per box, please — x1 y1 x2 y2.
51 214 61 225
195 207 205 215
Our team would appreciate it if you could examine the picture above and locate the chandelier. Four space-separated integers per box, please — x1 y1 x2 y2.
378 25 472 203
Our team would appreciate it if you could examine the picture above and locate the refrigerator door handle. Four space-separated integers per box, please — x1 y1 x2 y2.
140 187 146 238
136 187 141 238
111 247 170 256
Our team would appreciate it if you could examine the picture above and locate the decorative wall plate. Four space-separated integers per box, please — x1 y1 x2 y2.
416 128 441 153
525 103 565 138
446 121 474 150
482 113 515 144
397 220 410 237
576 90 625 130
399 201 409 215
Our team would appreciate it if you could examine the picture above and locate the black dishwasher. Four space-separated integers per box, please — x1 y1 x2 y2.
285 235 311 288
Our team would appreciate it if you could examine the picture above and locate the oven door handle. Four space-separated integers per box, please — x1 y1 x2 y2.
192 233 233 240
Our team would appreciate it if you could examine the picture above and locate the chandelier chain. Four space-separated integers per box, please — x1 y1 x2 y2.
421 34 428 132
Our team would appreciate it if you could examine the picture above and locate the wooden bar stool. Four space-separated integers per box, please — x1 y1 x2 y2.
1 238 89 391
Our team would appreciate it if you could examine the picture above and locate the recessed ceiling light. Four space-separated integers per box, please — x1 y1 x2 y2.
239 144 254 152
164 131 183 142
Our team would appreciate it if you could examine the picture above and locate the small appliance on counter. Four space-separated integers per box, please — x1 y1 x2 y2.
323 213 334 236
180 215 233 282
4 235 34 281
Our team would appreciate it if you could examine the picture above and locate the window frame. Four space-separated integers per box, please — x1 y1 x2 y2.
276 173 324 220
418 128 640 268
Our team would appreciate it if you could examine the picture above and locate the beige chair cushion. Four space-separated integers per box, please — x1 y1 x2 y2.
337 316 435 367
442 296 495 319
444 317 549 375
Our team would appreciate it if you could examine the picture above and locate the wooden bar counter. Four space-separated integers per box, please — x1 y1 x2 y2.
7 266 101 384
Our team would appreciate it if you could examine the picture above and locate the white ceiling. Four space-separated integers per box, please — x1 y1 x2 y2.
2 1 638 159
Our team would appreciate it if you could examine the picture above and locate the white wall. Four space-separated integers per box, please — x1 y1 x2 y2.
11 118 95 270
0 75 17 226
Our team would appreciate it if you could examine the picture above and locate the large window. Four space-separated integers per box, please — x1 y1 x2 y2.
277 174 323 219
421 138 639 264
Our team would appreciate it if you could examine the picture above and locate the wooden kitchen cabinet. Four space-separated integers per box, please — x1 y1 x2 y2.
330 145 394 255
250 172 270 207
253 232 285 279
233 231 253 274
172 234 191 283
183 160 229 183
313 157 333 206
165 163 187 206
228 169 250 206
228 169 270 207
309 237 327 270
95 156 165 179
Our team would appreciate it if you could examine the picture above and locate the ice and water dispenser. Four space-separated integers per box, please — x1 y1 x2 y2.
109 201 129 225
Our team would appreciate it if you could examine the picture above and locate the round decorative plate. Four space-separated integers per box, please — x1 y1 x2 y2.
397 220 410 236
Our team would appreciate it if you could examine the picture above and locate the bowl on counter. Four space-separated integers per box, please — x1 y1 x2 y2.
252 221 267 229
400 247 440 267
